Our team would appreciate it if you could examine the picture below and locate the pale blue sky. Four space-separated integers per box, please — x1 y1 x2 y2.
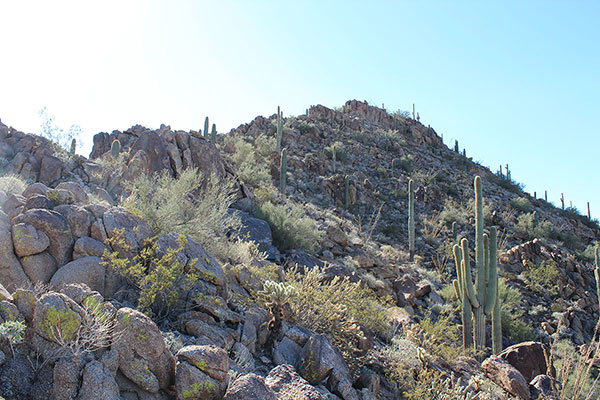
0 1 598 217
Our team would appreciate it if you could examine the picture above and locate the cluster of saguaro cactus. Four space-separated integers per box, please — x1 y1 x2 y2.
453 176 502 355
408 179 415 261
111 139 120 159
276 106 283 152
279 148 287 193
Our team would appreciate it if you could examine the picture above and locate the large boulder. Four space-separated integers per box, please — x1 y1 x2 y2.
32 292 84 343
72 237 108 260
77 349 120 400
0 211 31 290
21 251 57 283
223 373 277 400
13 208 74 267
54 204 94 238
299 334 358 400
498 342 554 382
482 355 530 399
11 222 50 257
266 364 327 400
50 256 106 295
175 345 229 400
529 374 561 400
113 308 175 394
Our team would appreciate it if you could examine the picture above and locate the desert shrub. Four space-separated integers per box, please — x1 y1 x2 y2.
224 136 272 188
254 200 321 253
405 313 464 364
284 266 391 372
553 332 600 400
378 336 424 389
515 212 555 240
510 196 534 213
487 173 524 194
579 242 600 261
439 199 468 226
500 278 535 343
38 106 82 152
122 168 242 262
324 141 348 162
0 174 27 195
103 230 197 317
404 369 483 400
395 155 414 173
523 259 561 296
0 320 26 358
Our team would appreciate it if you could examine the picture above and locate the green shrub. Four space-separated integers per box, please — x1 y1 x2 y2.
495 279 535 343
395 155 414 173
515 212 554 240
439 199 467 226
487 173 524 194
284 266 391 373
510 196 534 213
122 168 242 262
224 135 272 188
405 313 463 364
523 259 561 296
0 320 25 358
103 230 197 316
254 200 321 253
324 141 348 162
0 174 27 195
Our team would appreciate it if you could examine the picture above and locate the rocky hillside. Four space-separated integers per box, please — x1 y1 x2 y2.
0 100 597 400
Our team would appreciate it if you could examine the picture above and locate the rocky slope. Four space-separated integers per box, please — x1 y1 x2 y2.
0 100 597 399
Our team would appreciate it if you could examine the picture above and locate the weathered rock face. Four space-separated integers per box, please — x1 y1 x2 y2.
299 334 358 400
223 373 277 400
482 355 530 399
175 345 229 400
0 211 31 290
32 292 84 343
266 364 326 400
49 256 106 295
113 307 175 394
529 374 561 400
498 342 554 383
13 208 74 267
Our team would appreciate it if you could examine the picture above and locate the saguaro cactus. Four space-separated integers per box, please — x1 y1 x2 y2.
595 247 600 312
332 144 336 173
344 175 350 209
276 107 283 152
211 123 217 144
111 139 120 159
70 138 76 155
204 117 209 139
452 221 458 241
408 179 415 261
279 148 287 193
452 176 501 355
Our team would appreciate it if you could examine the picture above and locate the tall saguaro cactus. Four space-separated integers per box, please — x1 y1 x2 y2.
279 148 287 193
111 139 120 159
452 176 502 355
594 247 600 312
344 175 350 209
408 179 415 261
204 117 209 139
276 107 283 152
211 124 217 144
